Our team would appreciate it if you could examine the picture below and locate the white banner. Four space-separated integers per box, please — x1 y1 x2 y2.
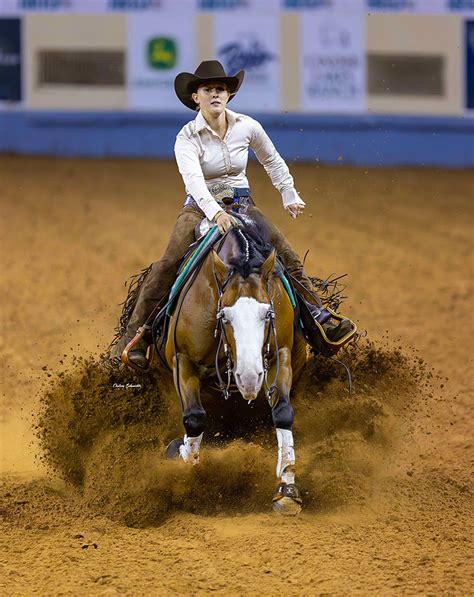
0 0 194 13
127 12 196 110
108 0 194 11
283 0 365 11
366 0 447 12
0 0 109 12
300 12 366 112
198 0 279 11
213 13 280 112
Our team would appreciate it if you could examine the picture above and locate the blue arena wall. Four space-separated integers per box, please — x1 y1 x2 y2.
1 111 473 167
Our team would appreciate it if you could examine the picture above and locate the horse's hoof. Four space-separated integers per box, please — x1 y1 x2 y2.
272 483 302 516
165 438 184 460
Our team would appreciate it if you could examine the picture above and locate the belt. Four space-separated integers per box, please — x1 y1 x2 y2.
232 187 251 198
184 187 252 211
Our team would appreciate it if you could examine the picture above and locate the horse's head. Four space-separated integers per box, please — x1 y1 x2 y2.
213 247 277 402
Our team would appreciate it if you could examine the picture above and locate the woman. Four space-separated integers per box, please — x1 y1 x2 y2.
114 60 353 370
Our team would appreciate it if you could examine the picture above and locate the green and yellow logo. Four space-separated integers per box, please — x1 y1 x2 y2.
147 37 177 70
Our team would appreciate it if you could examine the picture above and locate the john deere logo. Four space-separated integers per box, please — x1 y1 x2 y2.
148 38 176 70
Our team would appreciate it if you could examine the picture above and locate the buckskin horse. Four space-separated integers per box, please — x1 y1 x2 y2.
161 219 306 516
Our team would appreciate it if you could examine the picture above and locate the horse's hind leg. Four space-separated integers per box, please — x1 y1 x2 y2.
268 347 302 516
171 354 206 464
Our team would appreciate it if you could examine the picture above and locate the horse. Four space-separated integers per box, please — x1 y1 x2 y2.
163 219 306 515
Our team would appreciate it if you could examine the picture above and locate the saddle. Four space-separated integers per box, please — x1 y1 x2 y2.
126 184 356 369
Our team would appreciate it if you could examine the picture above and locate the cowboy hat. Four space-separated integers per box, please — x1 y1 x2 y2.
174 60 244 110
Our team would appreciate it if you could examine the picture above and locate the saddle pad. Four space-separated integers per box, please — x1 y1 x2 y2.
166 224 222 315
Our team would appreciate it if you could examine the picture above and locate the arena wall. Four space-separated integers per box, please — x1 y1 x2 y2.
1 3 473 167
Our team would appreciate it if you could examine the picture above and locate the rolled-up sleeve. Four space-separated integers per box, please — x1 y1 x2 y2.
250 120 305 208
174 133 223 221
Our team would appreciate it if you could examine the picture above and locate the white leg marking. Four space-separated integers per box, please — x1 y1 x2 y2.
179 433 203 465
276 428 295 483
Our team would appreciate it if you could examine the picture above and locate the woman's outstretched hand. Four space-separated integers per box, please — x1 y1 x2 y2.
214 210 239 234
286 203 305 219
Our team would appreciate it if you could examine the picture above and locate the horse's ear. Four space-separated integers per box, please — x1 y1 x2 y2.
261 249 277 283
212 250 228 285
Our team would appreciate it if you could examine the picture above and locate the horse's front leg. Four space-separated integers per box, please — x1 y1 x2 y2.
267 347 302 516
167 353 206 465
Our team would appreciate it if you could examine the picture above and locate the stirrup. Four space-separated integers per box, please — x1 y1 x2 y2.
299 299 357 356
316 307 357 356
121 326 152 372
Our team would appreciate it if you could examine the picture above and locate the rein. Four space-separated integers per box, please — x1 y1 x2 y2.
212 263 234 400
262 289 279 403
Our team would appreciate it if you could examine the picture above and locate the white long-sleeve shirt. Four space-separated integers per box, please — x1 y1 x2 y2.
174 108 305 221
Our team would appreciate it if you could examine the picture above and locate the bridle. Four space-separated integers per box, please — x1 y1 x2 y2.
212 261 280 404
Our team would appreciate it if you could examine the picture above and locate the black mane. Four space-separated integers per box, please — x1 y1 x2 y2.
225 215 274 278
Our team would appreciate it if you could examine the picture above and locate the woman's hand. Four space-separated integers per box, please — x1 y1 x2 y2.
213 210 238 234
286 203 305 219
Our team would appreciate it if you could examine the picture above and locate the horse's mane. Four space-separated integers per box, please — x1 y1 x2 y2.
224 214 274 279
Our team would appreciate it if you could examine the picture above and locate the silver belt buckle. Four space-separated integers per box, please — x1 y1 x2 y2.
209 183 235 204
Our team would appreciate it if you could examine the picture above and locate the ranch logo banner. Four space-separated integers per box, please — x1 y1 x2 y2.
127 13 196 110
300 12 366 113
0 18 22 104
213 13 280 112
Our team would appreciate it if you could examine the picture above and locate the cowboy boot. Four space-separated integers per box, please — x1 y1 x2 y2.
305 302 352 341
127 337 150 370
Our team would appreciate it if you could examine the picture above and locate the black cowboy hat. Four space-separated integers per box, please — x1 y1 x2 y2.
174 60 244 110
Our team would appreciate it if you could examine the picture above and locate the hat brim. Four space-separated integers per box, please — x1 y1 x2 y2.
174 70 244 110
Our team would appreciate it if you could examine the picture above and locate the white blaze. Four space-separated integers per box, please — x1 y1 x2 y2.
223 297 269 400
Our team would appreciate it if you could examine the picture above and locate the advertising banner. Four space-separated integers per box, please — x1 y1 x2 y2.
198 0 279 11
108 0 194 11
0 17 22 104
127 12 196 110
366 0 446 11
300 11 366 112
213 13 280 112
0 0 109 12
283 0 364 11
466 20 474 109
0 0 199 12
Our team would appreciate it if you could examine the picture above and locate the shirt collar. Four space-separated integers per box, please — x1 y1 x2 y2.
193 108 243 135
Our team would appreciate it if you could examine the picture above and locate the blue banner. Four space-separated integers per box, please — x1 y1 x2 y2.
466 21 474 109
0 18 22 102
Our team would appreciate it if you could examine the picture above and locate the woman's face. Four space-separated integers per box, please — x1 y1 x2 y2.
192 82 230 118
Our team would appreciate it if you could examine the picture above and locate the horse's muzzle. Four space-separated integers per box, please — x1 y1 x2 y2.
235 371 263 402
242 391 258 402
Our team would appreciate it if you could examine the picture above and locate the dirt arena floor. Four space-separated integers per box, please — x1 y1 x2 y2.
1 155 472 595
